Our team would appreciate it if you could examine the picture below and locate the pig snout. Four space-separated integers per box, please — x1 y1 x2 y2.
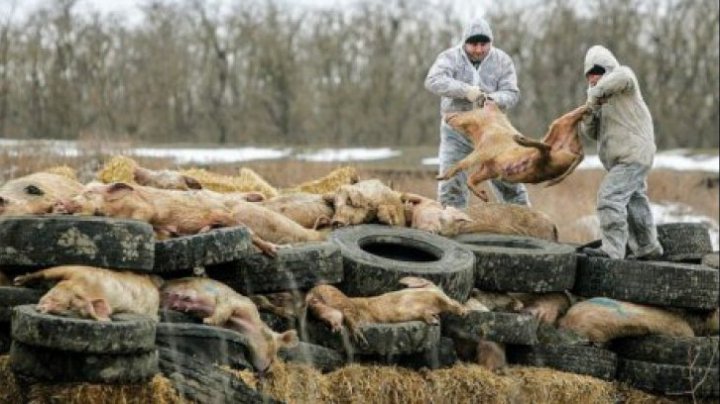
52 199 79 214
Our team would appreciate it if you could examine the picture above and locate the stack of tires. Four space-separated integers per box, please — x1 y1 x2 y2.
0 216 161 383
10 305 159 383
304 224 476 368
573 223 719 398
449 234 622 379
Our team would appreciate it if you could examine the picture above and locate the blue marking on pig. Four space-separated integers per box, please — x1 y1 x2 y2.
587 297 633 317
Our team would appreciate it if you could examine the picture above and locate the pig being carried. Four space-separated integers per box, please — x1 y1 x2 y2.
160 277 299 372
437 103 588 201
305 277 468 343
14 266 161 321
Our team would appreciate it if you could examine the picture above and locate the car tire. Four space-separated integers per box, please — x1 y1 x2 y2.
330 225 475 301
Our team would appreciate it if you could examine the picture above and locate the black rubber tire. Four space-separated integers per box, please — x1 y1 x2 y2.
454 234 576 293
206 241 343 294
158 308 200 324
11 304 156 354
380 337 458 370
0 322 9 354
507 344 618 381
702 252 719 269
617 358 719 397
155 322 253 370
9 341 159 384
574 256 719 309
610 335 719 368
657 223 714 262
0 287 44 322
279 341 345 372
535 323 590 346
442 311 539 346
158 347 278 404
153 227 254 274
330 225 475 301
303 319 441 357
0 215 155 272
259 311 295 333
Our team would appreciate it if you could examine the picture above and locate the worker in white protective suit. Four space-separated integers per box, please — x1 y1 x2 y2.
424 17 529 208
579 45 664 260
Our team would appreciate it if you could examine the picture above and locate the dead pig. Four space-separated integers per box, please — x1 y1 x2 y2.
231 200 328 244
133 166 203 190
329 179 405 227
305 277 467 342
0 172 83 216
401 193 472 236
458 203 559 242
14 265 161 321
160 277 298 372
558 297 695 343
261 193 335 229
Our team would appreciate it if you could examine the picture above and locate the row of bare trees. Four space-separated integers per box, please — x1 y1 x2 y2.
0 0 717 148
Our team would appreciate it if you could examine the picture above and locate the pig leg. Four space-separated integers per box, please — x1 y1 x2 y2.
250 231 278 257
422 311 441 325
545 152 583 187
308 298 345 333
512 134 551 152
437 149 493 181
313 215 332 230
203 302 235 326
342 313 368 346
437 295 469 317
14 266 79 286
467 166 494 202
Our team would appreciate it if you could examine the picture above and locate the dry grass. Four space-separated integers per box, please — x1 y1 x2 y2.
1 147 717 245
0 355 182 404
226 361 701 404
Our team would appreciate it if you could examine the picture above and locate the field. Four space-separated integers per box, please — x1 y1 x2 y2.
1 142 718 246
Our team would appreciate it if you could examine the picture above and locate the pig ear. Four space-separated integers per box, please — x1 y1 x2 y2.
244 192 265 202
401 193 424 205
276 330 299 348
106 182 134 200
24 185 45 196
399 277 433 289
183 176 203 190
87 298 112 321
447 208 473 223
322 193 335 205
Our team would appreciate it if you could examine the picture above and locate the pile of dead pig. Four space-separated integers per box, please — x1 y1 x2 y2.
0 158 718 403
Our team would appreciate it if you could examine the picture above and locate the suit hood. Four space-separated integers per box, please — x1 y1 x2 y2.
584 45 620 75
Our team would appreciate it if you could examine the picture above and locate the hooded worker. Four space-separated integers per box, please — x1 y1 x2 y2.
579 45 663 260
425 17 528 208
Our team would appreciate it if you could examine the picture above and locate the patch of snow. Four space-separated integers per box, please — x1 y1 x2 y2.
424 150 719 173
296 148 401 162
573 202 719 251
130 147 292 164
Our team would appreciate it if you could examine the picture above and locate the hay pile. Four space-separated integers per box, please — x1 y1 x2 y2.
0 355 182 404
229 361 648 404
232 362 701 403
283 166 359 195
44 165 79 181
96 155 139 184
176 167 279 198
